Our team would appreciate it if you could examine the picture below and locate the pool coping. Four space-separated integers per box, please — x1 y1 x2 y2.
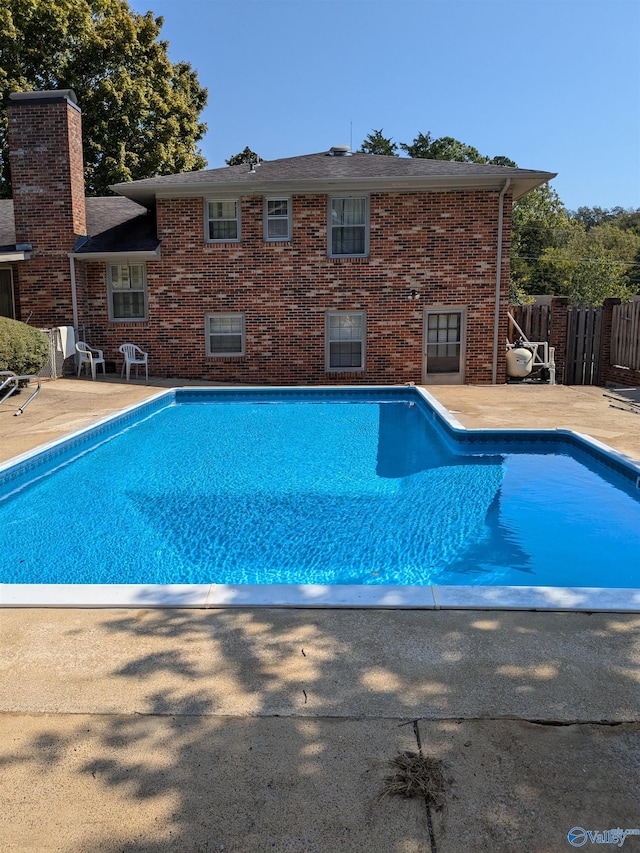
1 385 639 613
2 582 640 612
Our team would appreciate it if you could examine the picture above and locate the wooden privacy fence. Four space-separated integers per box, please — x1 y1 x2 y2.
508 304 551 345
611 300 640 370
565 306 603 385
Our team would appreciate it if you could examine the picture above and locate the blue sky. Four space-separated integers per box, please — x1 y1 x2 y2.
130 0 640 212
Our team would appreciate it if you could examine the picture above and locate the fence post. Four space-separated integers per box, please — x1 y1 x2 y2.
600 298 621 387
550 297 569 384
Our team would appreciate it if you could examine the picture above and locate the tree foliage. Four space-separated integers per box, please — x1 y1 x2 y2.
0 0 208 197
359 129 398 156
510 183 570 295
398 131 515 166
569 206 640 234
514 200 640 305
225 147 260 166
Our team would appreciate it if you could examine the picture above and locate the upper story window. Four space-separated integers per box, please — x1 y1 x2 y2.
205 312 245 357
108 263 147 321
329 196 368 257
206 199 240 242
264 197 291 241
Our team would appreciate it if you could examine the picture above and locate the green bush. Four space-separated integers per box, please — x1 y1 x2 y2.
0 317 50 376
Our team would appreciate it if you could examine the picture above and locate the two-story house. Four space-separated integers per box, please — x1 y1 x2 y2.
0 89 555 384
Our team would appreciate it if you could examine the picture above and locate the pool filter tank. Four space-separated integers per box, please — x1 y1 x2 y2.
506 346 534 378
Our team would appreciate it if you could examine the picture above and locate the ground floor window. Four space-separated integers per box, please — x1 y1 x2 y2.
108 264 147 321
206 313 245 357
326 311 366 371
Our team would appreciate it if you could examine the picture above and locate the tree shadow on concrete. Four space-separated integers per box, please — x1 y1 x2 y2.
1 607 639 852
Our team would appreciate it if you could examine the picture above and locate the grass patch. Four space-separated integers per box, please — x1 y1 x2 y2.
380 750 447 809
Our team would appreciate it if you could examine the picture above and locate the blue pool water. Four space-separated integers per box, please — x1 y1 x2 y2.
1 388 639 588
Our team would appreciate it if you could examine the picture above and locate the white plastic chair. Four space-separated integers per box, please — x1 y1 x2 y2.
119 343 148 382
76 341 105 381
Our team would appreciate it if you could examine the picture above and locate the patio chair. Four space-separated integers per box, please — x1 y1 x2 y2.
119 342 148 382
76 341 105 381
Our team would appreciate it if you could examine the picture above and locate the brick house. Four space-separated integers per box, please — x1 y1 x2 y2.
0 89 555 385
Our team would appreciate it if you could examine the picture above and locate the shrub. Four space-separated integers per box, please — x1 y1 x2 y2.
0 317 50 376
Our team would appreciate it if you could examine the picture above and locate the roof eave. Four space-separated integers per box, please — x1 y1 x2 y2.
112 172 556 206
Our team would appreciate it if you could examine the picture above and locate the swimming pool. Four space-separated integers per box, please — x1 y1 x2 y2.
1 386 639 611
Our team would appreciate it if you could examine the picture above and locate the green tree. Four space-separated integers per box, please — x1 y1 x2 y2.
225 147 260 166
0 0 208 197
532 221 638 306
359 129 398 156
510 183 571 296
398 131 515 166
570 206 640 234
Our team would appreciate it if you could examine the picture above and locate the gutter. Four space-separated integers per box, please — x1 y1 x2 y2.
68 249 160 261
492 178 511 384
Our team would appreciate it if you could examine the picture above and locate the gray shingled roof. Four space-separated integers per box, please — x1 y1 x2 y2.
111 151 556 207
79 197 158 254
0 197 156 254
85 196 150 236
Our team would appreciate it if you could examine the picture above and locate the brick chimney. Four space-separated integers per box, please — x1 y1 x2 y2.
7 89 87 326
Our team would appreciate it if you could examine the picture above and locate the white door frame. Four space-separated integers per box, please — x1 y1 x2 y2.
422 306 467 385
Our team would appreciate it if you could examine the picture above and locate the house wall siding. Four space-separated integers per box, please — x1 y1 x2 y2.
84 189 512 384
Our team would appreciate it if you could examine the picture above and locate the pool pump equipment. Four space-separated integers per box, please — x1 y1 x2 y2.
505 312 556 384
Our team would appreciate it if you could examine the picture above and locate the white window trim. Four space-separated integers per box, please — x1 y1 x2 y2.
263 197 291 242
205 199 241 243
107 262 147 322
325 310 366 372
328 195 369 258
205 312 246 357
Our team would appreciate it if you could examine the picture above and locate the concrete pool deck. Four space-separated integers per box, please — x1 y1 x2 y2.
1 377 639 851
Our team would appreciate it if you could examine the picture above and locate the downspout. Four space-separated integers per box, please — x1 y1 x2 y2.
492 178 511 384
69 254 79 331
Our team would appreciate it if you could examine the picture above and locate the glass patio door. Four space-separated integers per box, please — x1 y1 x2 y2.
423 308 466 384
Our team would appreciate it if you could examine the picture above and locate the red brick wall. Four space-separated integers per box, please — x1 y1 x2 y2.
8 94 86 327
84 189 512 385
549 296 569 384
600 298 640 387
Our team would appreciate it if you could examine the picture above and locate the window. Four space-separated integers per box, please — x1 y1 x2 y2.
206 200 240 242
206 313 245 357
264 197 291 241
329 196 368 257
108 263 146 321
326 311 366 371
